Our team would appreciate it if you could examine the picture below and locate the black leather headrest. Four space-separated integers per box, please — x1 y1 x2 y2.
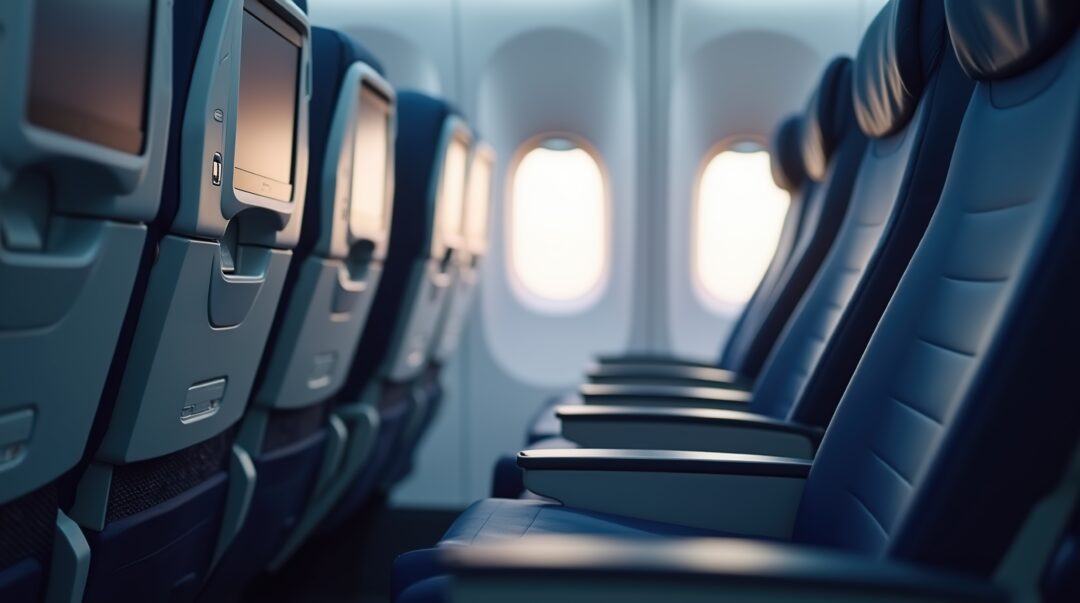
946 0 1079 80
801 57 855 182
770 116 806 192
853 0 948 138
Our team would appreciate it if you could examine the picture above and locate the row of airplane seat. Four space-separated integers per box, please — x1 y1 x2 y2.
0 0 492 601
392 0 1080 600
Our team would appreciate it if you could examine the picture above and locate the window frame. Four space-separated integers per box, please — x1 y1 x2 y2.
504 132 613 314
690 135 791 313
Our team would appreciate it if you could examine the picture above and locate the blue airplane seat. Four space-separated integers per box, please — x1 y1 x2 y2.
523 57 864 445
0 0 172 600
198 26 393 601
58 0 313 600
393 0 1080 595
318 92 471 530
385 140 496 490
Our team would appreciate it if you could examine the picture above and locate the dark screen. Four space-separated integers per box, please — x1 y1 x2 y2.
234 9 300 201
28 0 152 154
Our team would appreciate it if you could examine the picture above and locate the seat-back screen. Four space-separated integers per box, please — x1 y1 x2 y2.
28 0 152 154
234 6 300 202
465 154 493 248
439 135 469 242
350 84 391 235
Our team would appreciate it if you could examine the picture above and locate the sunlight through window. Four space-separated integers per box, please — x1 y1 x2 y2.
695 144 790 307
510 139 607 307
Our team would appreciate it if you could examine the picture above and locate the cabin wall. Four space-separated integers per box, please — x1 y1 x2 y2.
310 0 889 508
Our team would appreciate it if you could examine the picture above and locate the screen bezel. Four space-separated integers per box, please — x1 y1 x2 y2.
0 0 172 224
232 1 302 204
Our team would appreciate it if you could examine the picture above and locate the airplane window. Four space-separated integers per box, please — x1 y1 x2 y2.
694 142 790 307
509 138 608 308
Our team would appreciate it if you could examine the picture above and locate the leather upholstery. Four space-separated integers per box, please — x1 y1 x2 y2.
946 0 1080 80
801 58 858 181
770 116 807 192
794 27 1080 573
854 0 947 137
752 0 968 424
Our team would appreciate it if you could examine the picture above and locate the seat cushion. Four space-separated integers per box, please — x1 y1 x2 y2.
391 498 726 598
443 498 721 546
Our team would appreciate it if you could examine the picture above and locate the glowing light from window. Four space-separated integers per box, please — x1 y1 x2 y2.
695 146 790 306
510 140 607 305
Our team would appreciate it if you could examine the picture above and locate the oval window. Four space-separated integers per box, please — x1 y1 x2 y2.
694 142 791 307
508 137 608 310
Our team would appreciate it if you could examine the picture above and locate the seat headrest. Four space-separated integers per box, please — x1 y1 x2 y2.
946 0 1080 80
853 0 948 138
801 57 855 182
770 116 806 192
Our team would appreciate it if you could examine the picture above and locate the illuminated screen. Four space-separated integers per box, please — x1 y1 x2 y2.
349 85 391 234
29 0 152 153
234 7 300 202
464 154 493 248
438 135 469 242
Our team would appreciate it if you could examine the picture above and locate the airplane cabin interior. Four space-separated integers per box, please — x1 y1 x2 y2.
0 0 1078 601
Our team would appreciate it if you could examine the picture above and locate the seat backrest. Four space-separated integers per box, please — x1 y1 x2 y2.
0 0 171 594
750 0 973 422
718 57 866 379
794 0 1080 577
718 116 810 367
85 0 312 469
430 140 496 364
0 0 170 505
338 91 471 400
251 27 395 418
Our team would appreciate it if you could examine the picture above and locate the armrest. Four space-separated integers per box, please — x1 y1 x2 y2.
557 405 822 459
518 448 811 537
592 353 715 368
579 383 753 409
443 535 1006 603
585 361 751 390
